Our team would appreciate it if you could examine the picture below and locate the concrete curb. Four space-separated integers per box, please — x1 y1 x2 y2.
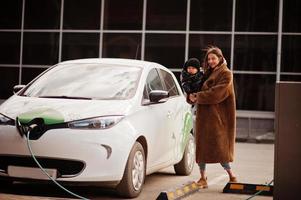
236 132 275 144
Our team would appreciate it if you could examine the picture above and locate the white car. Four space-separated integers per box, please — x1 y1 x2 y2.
0 58 194 198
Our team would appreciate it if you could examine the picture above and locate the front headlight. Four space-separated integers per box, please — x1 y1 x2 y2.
68 115 124 129
0 113 15 126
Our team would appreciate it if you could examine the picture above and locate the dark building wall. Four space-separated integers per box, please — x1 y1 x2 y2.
0 0 301 113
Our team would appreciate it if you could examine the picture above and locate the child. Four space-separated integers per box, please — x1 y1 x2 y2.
181 58 204 94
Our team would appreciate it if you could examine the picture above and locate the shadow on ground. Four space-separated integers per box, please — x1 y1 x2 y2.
0 171 177 200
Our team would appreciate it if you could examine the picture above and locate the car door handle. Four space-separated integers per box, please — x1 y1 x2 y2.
172 132 176 139
167 111 172 118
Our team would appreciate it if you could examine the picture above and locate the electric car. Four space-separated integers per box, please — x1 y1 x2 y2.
0 58 194 198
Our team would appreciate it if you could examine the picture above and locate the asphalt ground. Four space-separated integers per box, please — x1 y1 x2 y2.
0 142 274 200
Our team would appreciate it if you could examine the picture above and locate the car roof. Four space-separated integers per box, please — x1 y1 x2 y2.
59 58 161 70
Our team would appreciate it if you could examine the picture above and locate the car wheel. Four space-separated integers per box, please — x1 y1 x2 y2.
174 134 195 175
117 142 145 198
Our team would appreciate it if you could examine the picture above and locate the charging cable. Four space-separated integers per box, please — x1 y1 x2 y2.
26 125 88 200
245 179 274 200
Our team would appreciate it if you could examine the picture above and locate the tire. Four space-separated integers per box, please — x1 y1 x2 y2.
174 134 195 175
117 142 145 198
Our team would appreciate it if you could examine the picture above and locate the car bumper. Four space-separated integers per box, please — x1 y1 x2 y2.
0 122 136 183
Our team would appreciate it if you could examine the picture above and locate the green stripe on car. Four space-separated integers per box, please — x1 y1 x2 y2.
181 111 193 151
18 108 64 125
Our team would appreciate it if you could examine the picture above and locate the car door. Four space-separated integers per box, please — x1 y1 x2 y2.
158 69 184 161
141 68 173 167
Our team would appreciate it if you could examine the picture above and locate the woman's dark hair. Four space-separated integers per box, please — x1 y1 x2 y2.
202 46 225 72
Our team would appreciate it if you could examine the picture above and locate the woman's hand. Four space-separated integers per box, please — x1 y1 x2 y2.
189 93 197 103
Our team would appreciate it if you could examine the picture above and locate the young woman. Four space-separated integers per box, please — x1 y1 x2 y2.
188 46 237 188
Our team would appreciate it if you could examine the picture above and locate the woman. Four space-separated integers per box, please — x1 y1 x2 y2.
188 46 237 188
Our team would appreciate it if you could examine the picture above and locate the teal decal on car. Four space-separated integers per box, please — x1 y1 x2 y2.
181 111 193 152
18 108 65 125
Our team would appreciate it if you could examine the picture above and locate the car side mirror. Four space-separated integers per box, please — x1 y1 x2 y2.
149 90 169 103
13 85 25 94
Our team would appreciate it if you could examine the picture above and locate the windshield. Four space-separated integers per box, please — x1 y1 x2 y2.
22 63 142 100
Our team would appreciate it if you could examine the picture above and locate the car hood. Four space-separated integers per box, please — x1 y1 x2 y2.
0 95 134 123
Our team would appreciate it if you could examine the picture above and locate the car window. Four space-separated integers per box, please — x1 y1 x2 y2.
143 68 164 101
22 64 142 100
159 69 179 97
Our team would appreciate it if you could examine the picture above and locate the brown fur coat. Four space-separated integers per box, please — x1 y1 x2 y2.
194 64 236 163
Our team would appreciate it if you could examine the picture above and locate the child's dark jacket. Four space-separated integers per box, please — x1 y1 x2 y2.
181 70 204 94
